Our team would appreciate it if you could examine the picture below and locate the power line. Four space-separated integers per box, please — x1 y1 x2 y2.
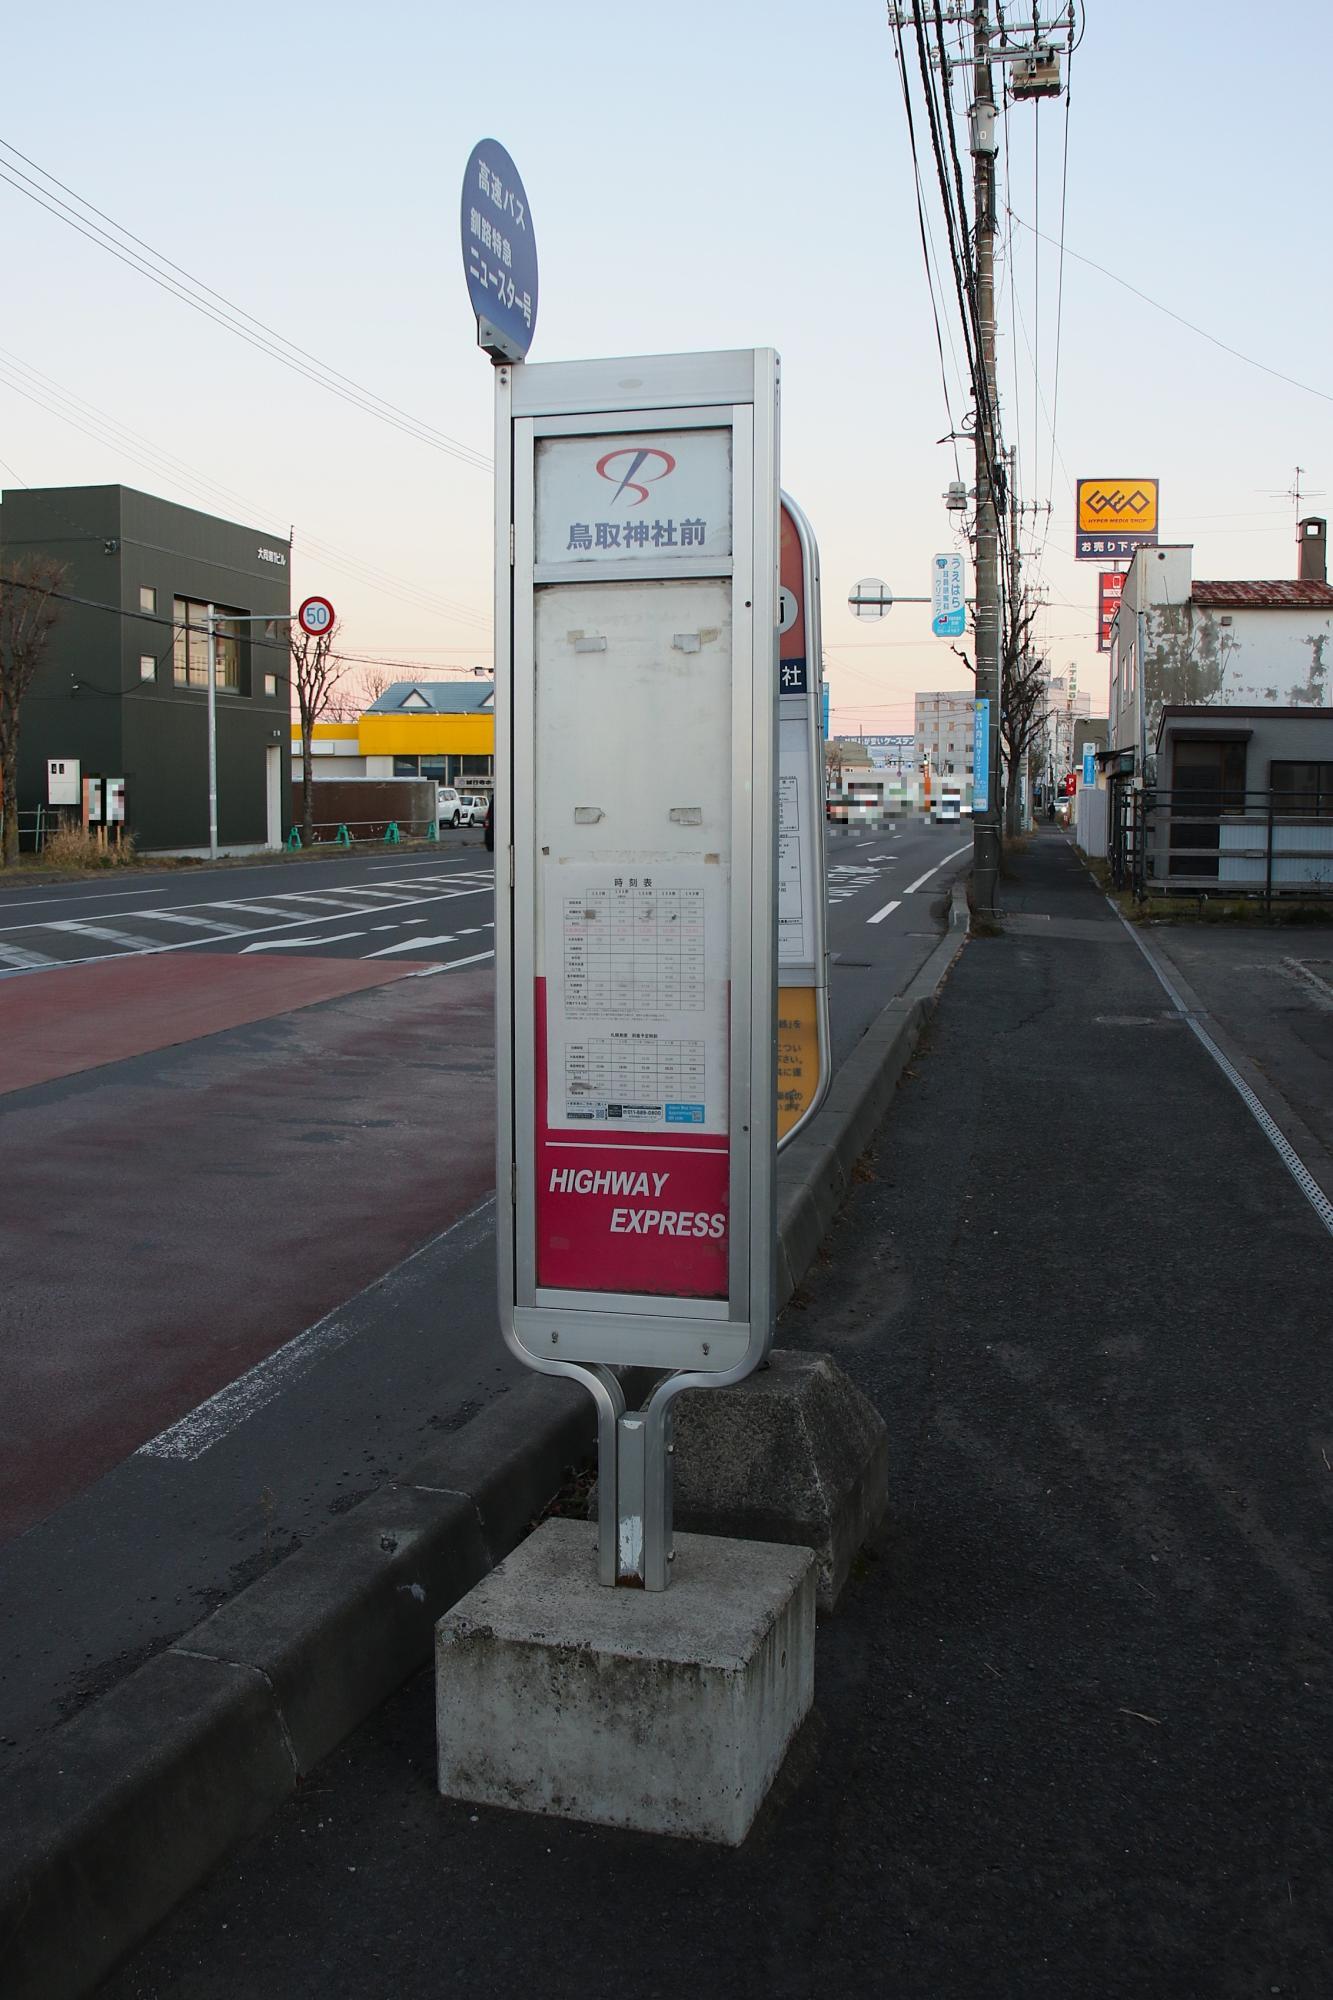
889 16 964 474
0 142 493 470
1010 209 1333 405
0 345 492 630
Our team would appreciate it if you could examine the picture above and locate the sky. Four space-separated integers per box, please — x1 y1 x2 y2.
3 0 1331 736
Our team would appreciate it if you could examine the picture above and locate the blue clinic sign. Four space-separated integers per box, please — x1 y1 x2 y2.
932 552 966 638
462 139 538 363
973 697 990 813
1082 744 1097 786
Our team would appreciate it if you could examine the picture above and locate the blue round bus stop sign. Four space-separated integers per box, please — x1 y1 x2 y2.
461 139 538 363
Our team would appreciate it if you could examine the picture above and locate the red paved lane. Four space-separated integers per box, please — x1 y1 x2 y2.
0 957 496 1540
0 953 422 1095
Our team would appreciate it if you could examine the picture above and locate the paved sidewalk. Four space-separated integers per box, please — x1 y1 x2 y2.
102 831 1333 2000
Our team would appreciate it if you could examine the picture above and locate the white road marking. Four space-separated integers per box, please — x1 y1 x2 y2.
0 940 59 968
904 843 972 892
136 1195 499 1460
214 901 304 918
2 884 494 974
406 949 496 978
0 886 175 912
239 932 366 953
866 899 902 925
134 911 246 935
50 919 163 950
364 932 457 958
281 891 377 908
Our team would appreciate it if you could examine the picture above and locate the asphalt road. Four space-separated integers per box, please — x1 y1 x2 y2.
0 817 968 1756
100 833 1333 2000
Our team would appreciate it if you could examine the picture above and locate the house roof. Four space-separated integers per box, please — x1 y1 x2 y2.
365 681 494 714
1191 580 1333 610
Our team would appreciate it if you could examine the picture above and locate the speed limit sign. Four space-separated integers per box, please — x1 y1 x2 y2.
297 596 335 636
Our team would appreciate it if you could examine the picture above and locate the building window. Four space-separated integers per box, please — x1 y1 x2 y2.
393 755 420 776
263 672 277 698
1271 761 1333 816
139 654 157 682
139 585 156 613
173 599 245 691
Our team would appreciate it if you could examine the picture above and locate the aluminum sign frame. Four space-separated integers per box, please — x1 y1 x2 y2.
494 350 780 1388
775 492 831 1150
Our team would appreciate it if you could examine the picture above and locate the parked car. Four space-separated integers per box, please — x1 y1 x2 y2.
484 794 494 852
932 789 962 825
459 794 488 827
436 785 463 827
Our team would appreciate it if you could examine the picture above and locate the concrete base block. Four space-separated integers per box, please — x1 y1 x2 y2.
436 1518 815 1846
672 1349 888 1613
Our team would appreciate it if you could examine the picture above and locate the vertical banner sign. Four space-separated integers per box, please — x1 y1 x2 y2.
931 552 966 637
776 495 831 1148
496 350 781 1380
1097 569 1126 652
1082 744 1097 786
973 698 990 814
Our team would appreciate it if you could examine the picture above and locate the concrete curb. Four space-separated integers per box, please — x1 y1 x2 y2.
775 879 969 1308
0 882 970 2000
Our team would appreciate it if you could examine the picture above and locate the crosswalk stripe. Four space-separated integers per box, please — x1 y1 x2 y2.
50 920 156 951
0 940 60 969
133 911 245 935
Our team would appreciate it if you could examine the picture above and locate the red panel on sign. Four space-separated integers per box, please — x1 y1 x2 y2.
779 503 806 659
1097 570 1126 653
533 981 729 1298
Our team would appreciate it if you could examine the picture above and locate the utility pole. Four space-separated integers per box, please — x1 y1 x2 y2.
970 0 1002 912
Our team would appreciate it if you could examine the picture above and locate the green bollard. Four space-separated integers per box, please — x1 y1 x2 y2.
335 823 351 847
427 818 439 842
384 821 401 844
286 826 302 850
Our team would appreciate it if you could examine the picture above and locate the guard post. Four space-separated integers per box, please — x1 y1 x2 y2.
494 349 781 1589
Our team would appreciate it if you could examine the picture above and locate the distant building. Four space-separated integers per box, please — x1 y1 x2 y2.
914 689 975 783
1098 519 1333 894
293 680 495 786
2 484 291 851
1109 520 1333 783
861 733 918 775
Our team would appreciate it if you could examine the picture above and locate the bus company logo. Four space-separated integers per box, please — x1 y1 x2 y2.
595 446 677 507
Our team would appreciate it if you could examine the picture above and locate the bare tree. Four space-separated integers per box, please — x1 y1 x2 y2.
290 619 347 847
0 556 65 865
1000 638 1048 837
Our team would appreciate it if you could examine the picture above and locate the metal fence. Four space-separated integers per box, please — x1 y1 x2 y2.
286 816 450 849
1113 787 1333 906
0 807 51 854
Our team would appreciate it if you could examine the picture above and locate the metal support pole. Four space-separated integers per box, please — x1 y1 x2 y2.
970 3 1002 913
205 602 218 861
602 1399 675 1592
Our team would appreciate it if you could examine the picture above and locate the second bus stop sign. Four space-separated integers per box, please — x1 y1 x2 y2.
462 138 538 363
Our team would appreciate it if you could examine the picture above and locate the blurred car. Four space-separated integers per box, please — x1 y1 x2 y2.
932 790 962 825
459 794 488 827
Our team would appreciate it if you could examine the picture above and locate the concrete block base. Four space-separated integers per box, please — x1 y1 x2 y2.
436 1518 815 1845
671 1349 888 1612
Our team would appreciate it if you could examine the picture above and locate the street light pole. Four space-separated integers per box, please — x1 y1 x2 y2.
205 602 218 862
